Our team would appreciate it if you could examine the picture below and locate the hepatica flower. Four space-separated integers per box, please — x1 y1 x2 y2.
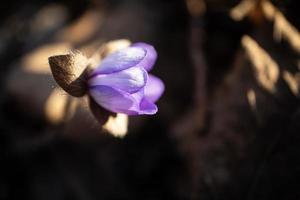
88 43 164 115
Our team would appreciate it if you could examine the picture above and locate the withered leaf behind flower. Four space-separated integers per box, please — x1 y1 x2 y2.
48 52 89 97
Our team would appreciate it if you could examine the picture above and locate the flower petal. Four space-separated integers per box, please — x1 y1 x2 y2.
89 86 157 115
91 47 146 75
144 74 165 103
139 98 158 114
89 85 135 114
89 67 148 93
131 43 157 71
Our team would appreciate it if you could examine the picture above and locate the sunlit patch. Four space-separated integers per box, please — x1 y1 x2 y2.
242 35 279 93
247 89 256 111
282 70 299 96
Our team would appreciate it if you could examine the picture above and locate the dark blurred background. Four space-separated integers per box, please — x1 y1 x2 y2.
0 0 300 199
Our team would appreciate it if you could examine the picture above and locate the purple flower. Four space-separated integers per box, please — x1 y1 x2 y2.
88 43 164 115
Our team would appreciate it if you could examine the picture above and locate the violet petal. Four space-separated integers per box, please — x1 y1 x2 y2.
89 85 135 114
139 98 158 114
89 67 148 93
89 86 157 115
130 90 157 115
131 43 157 71
144 74 165 103
91 47 146 76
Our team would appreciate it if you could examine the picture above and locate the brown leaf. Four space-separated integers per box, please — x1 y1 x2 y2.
48 52 89 97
